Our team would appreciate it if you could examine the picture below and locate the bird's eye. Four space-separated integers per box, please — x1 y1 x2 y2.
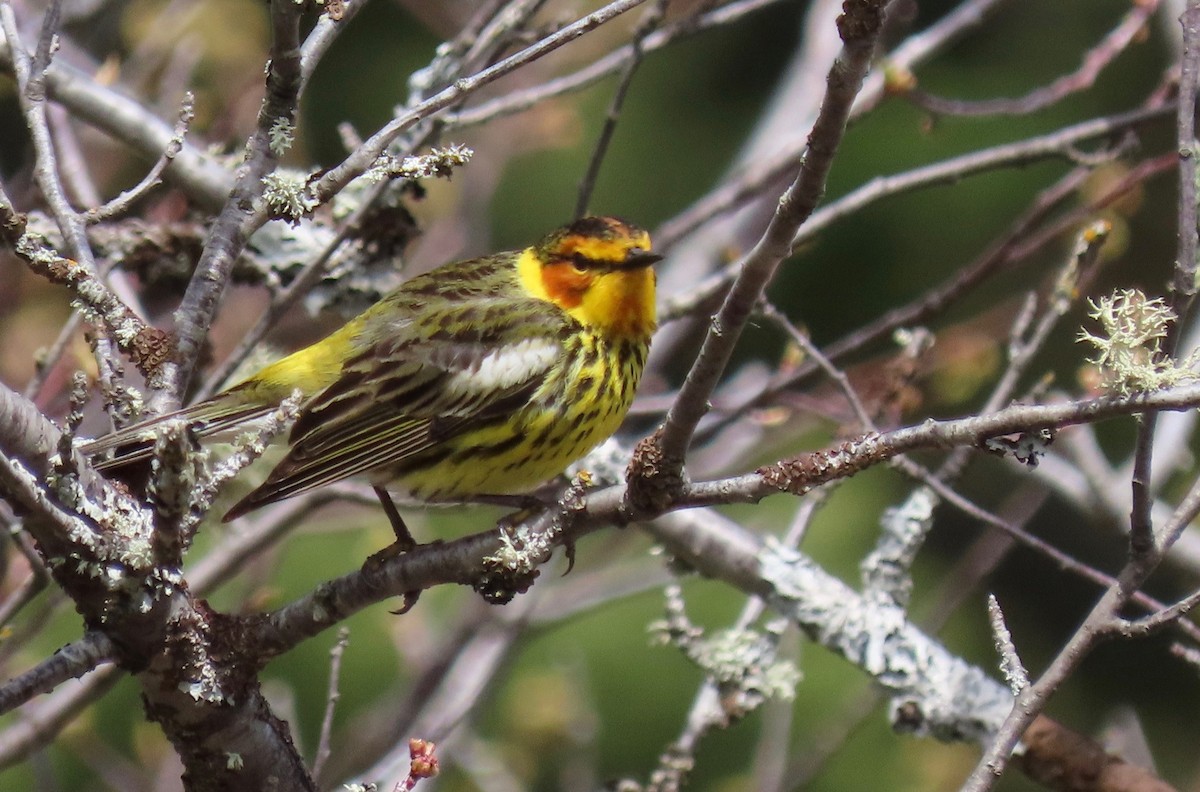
570 254 590 273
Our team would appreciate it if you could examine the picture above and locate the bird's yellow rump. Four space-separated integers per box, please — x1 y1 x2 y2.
84 216 660 523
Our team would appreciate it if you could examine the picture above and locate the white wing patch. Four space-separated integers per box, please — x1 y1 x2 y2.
443 338 558 398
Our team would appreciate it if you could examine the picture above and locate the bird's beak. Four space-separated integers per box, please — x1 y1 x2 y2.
617 250 664 270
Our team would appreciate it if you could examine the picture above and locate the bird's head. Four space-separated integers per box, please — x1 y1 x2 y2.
519 216 661 340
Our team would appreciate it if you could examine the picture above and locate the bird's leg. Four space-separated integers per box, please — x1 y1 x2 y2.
374 486 416 550
366 486 420 615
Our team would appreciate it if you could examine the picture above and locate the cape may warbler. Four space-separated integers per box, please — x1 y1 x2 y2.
85 216 660 525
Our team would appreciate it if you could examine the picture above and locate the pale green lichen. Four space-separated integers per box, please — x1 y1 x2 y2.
262 170 317 223
268 117 294 156
686 626 800 702
1078 289 1200 394
483 521 551 574
111 386 145 426
483 470 592 575
485 529 526 570
150 419 207 528
182 392 300 537
363 144 473 184
650 586 800 712
15 230 60 267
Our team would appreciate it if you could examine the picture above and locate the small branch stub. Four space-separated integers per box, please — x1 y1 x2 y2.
987 594 1028 695
626 427 685 514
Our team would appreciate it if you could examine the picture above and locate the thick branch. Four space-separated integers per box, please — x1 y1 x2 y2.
164 0 304 403
0 383 315 790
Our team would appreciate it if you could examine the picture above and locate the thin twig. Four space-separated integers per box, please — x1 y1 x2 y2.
0 5 163 384
298 0 366 94
1128 415 1158 558
660 103 1170 320
446 0 784 130
354 600 536 785
650 0 1017 254
0 665 123 767
84 92 194 224
903 0 1158 117
0 35 231 208
757 300 876 431
0 632 115 715
644 1 895 486
895 457 1200 645
960 460 1200 790
1175 3 1200 306
921 220 1110 481
312 628 350 785
47 103 101 208
682 153 1173 445
458 1 547 76
574 0 666 217
303 0 653 213
1107 587 1200 638
986 594 1028 694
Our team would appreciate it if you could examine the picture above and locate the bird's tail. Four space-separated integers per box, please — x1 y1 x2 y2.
82 396 277 473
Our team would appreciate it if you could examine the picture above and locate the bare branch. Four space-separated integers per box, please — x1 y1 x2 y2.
661 103 1169 320
633 0 895 507
902 0 1158 117
304 0 654 211
0 8 169 383
163 0 305 405
446 0 787 130
961 455 1200 789
0 633 114 715
0 666 122 767
1177 2 1200 304
684 153 1173 447
312 628 350 785
83 92 195 224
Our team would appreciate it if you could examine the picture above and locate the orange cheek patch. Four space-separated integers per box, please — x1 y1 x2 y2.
539 264 593 309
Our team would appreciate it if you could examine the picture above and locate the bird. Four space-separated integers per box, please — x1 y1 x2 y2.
84 216 660 542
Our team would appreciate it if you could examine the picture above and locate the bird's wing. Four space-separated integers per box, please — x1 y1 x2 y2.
224 303 570 518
